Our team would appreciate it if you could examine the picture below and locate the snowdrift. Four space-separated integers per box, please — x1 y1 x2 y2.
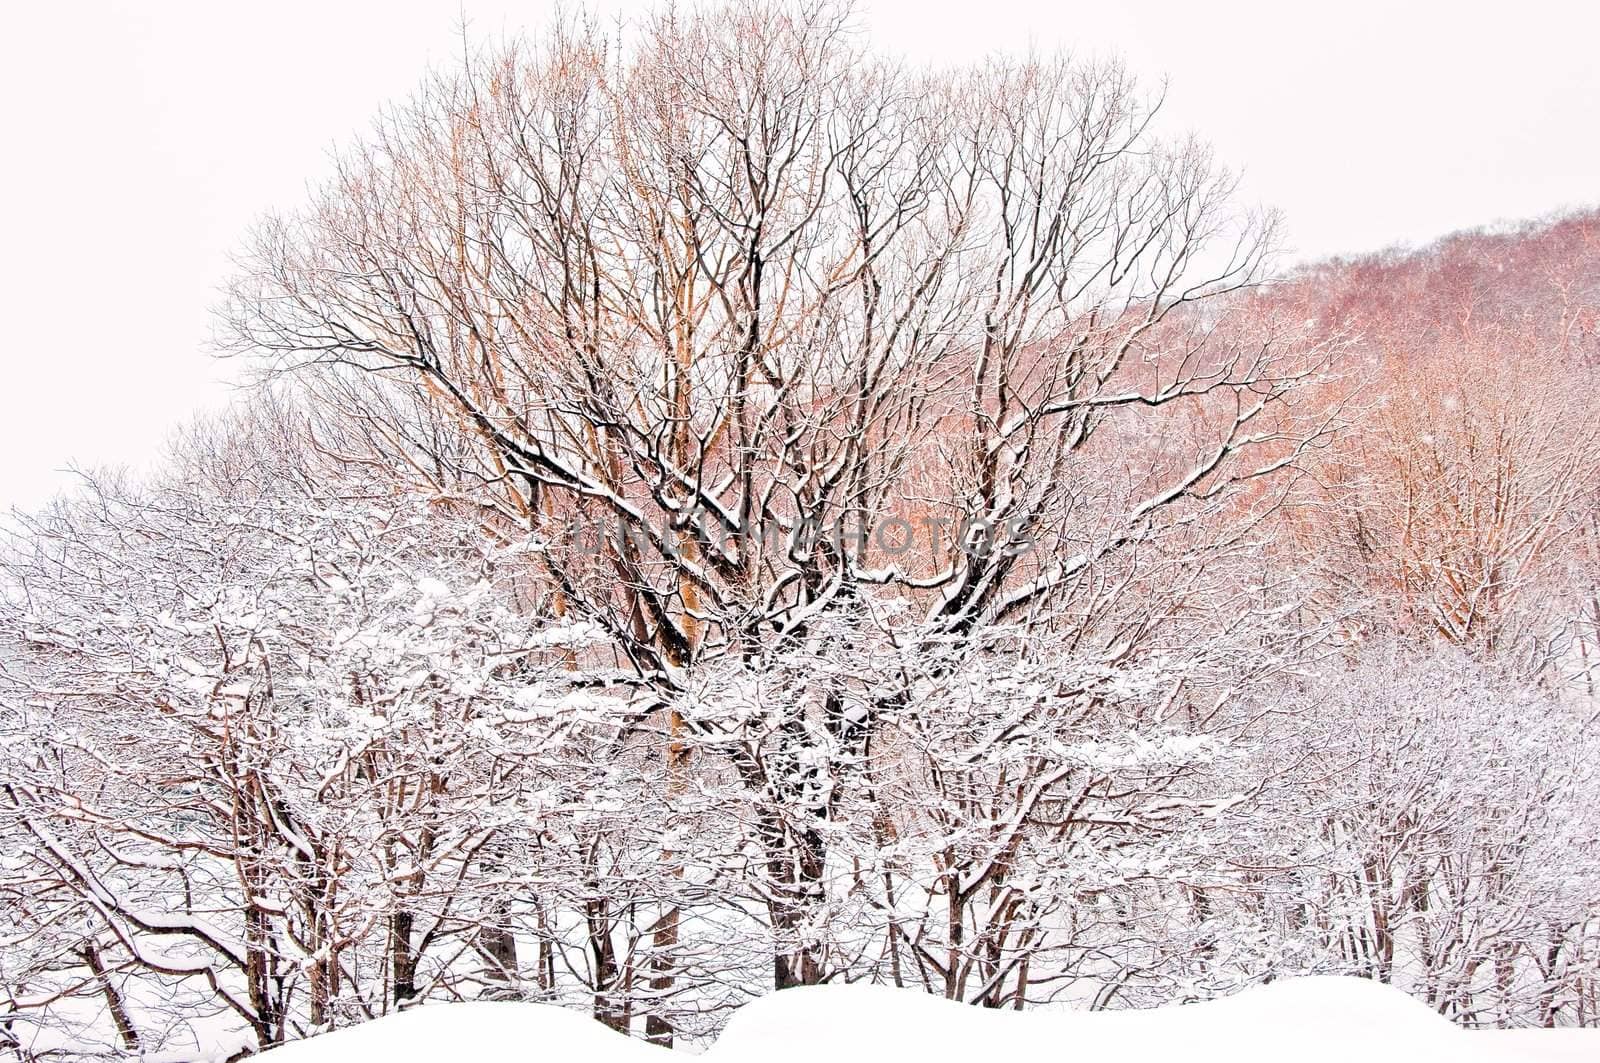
261 977 1594 1063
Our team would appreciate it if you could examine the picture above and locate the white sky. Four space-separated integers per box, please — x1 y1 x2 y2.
2 0 1596 512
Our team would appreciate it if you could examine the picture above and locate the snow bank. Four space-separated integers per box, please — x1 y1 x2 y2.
262 977 1593 1063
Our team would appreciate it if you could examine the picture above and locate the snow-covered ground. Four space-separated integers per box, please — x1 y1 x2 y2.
260 978 1593 1063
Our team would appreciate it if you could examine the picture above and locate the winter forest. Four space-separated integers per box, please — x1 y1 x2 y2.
3 3 1600 1058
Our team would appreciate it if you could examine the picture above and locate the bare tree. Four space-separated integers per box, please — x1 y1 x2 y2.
221 3 1335 1032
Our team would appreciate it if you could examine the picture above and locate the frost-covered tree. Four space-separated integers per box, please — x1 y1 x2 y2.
1252 645 1600 1027
0 406 628 1054
219 4 1336 1037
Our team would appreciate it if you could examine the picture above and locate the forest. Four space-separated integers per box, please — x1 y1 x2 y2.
2 3 1598 1058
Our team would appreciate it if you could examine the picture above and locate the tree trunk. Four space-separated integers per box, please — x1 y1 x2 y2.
78 941 140 1052
586 897 626 1032
392 910 418 1006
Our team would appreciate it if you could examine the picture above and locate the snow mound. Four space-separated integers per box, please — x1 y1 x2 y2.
260 999 652 1063
263 977 1593 1063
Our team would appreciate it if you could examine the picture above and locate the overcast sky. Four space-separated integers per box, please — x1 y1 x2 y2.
2 0 1596 512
